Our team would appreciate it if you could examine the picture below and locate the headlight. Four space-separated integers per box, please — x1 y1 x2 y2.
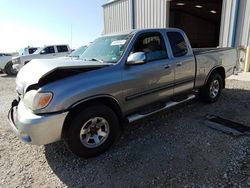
23 90 53 110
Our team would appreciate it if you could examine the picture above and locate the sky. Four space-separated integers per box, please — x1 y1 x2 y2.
0 0 106 53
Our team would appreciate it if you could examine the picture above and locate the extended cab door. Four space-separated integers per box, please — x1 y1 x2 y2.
123 31 174 114
166 31 196 94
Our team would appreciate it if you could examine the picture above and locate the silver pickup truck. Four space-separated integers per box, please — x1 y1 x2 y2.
8 28 238 158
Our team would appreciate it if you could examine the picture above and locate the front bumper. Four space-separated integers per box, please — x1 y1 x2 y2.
7 99 68 145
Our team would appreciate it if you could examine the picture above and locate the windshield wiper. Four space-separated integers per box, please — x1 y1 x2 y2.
84 58 104 63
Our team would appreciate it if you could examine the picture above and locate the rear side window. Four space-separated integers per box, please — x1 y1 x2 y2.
167 32 188 57
41 46 55 54
57 45 68 52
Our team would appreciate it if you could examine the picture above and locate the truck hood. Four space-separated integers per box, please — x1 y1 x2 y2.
13 53 38 60
16 58 111 95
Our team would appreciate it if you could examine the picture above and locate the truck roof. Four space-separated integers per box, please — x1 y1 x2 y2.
102 28 184 37
42 44 70 47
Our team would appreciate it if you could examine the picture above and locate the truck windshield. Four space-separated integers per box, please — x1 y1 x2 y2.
80 34 133 63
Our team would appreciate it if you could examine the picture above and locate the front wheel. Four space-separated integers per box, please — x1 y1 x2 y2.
4 61 17 75
65 104 120 158
199 73 223 103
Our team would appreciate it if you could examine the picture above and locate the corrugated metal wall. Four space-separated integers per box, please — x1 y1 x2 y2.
134 0 169 29
235 0 250 47
219 0 236 47
103 0 170 34
219 0 250 48
103 0 132 34
103 0 250 49
234 0 250 70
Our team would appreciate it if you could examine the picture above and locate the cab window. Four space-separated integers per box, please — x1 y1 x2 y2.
132 33 168 62
57 45 68 53
167 32 188 57
41 46 55 54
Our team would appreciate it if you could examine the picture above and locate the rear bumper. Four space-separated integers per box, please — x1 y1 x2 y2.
7 99 68 145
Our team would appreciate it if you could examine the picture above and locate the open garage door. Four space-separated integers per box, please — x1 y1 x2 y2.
169 0 223 48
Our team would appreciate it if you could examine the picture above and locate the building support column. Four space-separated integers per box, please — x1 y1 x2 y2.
130 0 135 29
244 47 250 72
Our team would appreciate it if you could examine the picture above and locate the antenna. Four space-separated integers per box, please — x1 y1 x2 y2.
71 24 73 49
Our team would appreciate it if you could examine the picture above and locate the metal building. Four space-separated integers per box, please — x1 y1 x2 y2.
102 0 250 71
103 0 250 48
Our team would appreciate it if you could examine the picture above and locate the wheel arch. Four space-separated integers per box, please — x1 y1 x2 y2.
62 95 125 138
205 66 226 88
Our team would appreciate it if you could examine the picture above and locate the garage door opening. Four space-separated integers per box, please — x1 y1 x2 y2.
169 0 223 48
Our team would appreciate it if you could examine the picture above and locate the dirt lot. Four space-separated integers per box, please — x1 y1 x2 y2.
0 74 250 187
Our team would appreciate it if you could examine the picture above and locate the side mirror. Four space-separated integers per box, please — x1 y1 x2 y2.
126 52 146 65
40 50 45 54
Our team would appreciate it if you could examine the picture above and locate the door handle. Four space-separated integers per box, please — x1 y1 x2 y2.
176 62 183 67
164 64 171 69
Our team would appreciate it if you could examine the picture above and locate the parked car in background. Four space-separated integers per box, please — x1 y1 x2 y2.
0 53 13 74
53 45 88 62
8 44 71 75
8 28 238 158
19 47 39 56
67 45 88 59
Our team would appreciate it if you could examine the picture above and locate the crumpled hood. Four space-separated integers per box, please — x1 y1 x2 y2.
16 58 110 95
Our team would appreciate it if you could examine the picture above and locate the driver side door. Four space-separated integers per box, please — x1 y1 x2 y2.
122 32 174 114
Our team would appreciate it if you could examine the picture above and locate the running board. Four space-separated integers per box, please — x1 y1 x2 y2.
127 94 196 123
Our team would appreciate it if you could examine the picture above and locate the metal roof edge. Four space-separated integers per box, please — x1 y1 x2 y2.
102 0 121 7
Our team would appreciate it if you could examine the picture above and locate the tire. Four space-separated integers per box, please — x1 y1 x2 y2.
4 61 17 76
65 104 120 158
199 73 223 103
24 60 30 65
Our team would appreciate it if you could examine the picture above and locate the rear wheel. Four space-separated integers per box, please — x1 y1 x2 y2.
4 61 17 75
65 104 120 158
199 73 223 103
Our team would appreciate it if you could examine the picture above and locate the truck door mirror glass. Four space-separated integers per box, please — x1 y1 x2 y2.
126 52 146 65
40 50 46 54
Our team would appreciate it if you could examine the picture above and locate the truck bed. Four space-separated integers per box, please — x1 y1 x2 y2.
193 47 238 88
193 47 234 55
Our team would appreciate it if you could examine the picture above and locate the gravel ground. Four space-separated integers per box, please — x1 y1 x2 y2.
0 74 250 187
